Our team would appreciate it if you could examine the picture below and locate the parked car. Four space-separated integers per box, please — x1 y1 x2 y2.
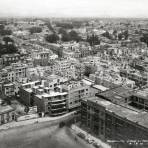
93 142 101 148
86 138 94 144
77 132 86 139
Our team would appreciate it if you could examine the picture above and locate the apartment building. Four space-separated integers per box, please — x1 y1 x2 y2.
43 74 68 90
1 54 20 66
62 81 91 111
120 69 147 86
32 51 51 66
34 86 68 116
11 63 27 80
81 97 148 148
19 81 41 106
2 83 15 97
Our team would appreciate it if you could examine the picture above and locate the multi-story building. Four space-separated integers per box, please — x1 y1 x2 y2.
0 58 3 69
43 74 68 91
0 69 8 82
19 81 41 106
81 97 148 148
1 54 20 66
0 104 15 125
34 86 68 116
11 63 27 80
1 63 27 83
32 51 51 66
53 59 77 79
128 88 148 112
2 83 15 97
120 69 147 86
62 81 91 111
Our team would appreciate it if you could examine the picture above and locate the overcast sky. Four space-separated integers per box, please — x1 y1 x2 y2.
0 0 148 18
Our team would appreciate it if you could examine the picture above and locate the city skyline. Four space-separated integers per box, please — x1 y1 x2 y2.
0 0 148 18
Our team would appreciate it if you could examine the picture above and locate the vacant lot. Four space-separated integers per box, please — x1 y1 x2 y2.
0 121 93 148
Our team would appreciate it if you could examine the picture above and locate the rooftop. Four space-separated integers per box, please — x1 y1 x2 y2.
85 97 148 129
97 86 133 100
92 85 109 91
1 54 20 58
135 88 148 99
0 105 14 114
36 91 68 99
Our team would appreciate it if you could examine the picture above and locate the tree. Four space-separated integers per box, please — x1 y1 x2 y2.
102 31 111 39
0 37 18 55
24 106 29 114
29 27 42 34
87 34 100 46
124 30 129 40
84 65 97 77
69 30 81 42
140 34 148 46
45 34 59 43
58 28 67 35
118 33 123 40
45 22 55 33
0 24 4 30
3 36 14 44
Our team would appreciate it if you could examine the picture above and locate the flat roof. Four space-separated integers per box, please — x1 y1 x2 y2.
35 91 68 99
0 105 14 114
24 88 32 93
85 97 148 129
82 78 94 86
92 85 109 91
135 88 148 99
97 86 133 99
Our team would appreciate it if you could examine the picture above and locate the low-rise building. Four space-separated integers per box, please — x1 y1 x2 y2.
0 105 15 125
1 54 20 66
2 83 15 97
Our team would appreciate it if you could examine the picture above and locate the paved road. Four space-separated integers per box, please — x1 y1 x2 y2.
0 120 94 148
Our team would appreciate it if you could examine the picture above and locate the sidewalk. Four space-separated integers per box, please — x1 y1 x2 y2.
0 112 75 131
71 125 111 148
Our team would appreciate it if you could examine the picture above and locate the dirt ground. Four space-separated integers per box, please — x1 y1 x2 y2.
0 121 94 148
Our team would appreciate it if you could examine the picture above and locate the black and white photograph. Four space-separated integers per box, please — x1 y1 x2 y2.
0 0 148 148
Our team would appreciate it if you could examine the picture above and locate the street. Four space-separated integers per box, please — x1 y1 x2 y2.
0 120 94 148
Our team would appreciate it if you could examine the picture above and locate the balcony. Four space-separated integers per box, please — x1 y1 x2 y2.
48 98 66 103
50 104 66 110
50 108 67 116
51 111 67 116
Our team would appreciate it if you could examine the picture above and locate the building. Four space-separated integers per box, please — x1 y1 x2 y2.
81 97 148 148
1 54 20 66
32 51 51 66
120 69 147 86
34 86 68 116
0 69 8 82
2 83 15 97
19 81 41 106
62 81 91 111
1 63 27 83
128 88 148 112
0 58 3 69
96 86 133 105
0 104 15 125
11 63 27 80
43 74 68 91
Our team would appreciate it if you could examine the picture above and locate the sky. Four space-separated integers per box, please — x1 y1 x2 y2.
0 0 148 18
